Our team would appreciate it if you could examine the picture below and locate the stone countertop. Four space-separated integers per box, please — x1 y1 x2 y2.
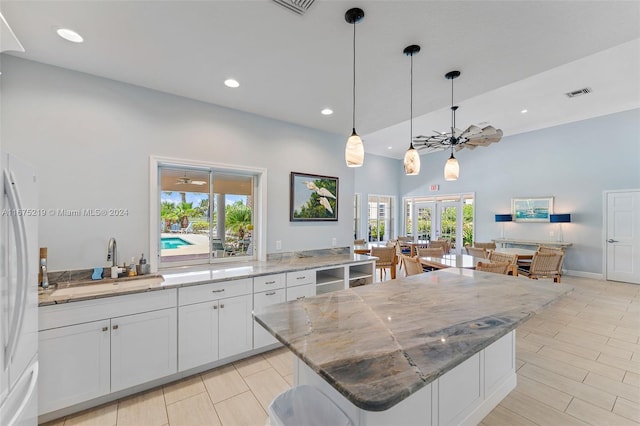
38 253 374 306
253 268 572 412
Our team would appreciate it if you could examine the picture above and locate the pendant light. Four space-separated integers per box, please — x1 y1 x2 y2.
344 8 365 167
444 71 461 181
403 45 421 175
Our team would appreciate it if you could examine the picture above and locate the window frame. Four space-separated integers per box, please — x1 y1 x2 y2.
149 156 267 272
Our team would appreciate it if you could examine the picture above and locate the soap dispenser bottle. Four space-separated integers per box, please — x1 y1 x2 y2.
128 257 137 277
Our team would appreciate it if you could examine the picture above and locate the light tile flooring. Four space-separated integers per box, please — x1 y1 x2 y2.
43 275 640 426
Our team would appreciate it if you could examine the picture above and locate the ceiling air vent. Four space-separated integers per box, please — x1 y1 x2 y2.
272 0 315 15
565 87 592 98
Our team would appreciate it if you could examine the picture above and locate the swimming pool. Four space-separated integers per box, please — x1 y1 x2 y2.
161 237 193 250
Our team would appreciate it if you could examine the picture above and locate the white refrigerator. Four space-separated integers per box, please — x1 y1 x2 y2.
0 153 39 425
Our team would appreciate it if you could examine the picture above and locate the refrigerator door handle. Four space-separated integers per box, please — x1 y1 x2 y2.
2 170 29 369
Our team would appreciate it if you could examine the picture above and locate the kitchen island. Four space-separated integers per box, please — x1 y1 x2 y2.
254 268 572 425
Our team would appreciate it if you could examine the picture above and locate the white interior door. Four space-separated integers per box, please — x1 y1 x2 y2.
606 190 640 284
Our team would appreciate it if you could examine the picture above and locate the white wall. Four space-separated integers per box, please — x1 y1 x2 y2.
1 56 355 271
397 108 640 275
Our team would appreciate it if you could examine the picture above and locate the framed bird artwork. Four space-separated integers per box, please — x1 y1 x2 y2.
290 172 338 221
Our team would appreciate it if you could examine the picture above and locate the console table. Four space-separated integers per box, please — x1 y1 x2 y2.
492 238 573 249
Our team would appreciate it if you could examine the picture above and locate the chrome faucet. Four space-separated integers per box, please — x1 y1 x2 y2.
107 237 118 268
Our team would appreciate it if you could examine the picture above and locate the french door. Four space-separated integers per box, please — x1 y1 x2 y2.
413 201 461 254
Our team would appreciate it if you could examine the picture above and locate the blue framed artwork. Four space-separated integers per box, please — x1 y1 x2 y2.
511 197 554 222
290 172 338 221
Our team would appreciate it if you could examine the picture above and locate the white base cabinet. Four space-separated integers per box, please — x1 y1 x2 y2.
178 279 253 371
111 308 177 392
38 319 110 415
38 290 178 416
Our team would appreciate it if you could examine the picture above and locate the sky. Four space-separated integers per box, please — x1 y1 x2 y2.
161 192 246 207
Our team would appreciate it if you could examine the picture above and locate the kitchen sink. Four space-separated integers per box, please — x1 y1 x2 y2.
49 275 164 299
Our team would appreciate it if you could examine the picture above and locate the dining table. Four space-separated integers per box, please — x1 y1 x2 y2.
418 253 487 270
492 247 537 261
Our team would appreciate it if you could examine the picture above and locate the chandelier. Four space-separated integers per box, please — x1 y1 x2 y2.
412 70 503 179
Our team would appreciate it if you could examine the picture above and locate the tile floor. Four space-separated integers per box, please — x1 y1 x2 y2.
42 274 639 426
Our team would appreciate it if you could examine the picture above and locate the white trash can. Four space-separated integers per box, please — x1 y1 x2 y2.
268 385 352 426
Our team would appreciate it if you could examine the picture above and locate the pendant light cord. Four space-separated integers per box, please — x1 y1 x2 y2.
409 52 413 148
352 20 356 131
450 77 455 135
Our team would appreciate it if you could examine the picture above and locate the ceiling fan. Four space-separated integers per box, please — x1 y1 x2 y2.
176 173 207 186
412 70 503 153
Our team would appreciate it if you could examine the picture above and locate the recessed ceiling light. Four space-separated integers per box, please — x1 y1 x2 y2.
521 109 528 114
224 79 240 88
56 28 83 43
321 108 333 115
387 146 393 150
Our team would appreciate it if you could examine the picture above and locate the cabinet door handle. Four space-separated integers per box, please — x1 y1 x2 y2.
296 276 306 280
265 281 276 285
212 289 225 293
112 325 119 330
607 239 618 243
213 305 218 310
265 291 276 296
102 326 108 332
296 296 306 300
220 304 224 309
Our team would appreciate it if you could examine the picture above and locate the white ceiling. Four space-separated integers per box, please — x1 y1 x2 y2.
2 1 639 160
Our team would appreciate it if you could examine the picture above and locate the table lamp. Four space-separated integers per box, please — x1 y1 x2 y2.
495 214 512 239
550 213 571 242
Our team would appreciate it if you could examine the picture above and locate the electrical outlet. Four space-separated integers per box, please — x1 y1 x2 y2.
332 237 337 246
276 240 282 250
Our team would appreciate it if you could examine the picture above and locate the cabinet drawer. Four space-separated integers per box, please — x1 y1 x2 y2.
253 274 285 292
179 278 252 306
286 270 316 287
286 283 315 301
39 289 177 331
254 288 286 307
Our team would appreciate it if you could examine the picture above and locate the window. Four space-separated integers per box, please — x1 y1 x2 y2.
367 195 394 242
154 160 263 268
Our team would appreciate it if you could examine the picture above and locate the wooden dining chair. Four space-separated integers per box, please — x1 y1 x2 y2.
416 247 445 257
518 251 565 283
487 251 518 275
473 242 497 250
371 246 396 281
354 239 366 245
537 246 565 254
428 240 450 254
476 261 511 275
465 246 488 258
401 255 424 276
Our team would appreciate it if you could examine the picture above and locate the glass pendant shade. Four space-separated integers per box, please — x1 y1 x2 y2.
403 146 420 175
345 129 364 167
444 153 459 181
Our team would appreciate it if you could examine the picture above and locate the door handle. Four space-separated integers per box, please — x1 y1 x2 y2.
607 239 618 243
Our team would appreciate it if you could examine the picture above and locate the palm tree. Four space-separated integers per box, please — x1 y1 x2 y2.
225 201 252 238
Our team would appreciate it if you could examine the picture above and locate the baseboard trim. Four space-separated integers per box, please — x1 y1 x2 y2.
565 270 604 280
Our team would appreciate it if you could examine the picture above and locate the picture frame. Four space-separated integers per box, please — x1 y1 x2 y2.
290 172 338 221
511 197 554 222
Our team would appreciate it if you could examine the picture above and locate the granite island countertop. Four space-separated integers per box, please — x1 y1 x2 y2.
253 268 573 412
39 252 374 306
